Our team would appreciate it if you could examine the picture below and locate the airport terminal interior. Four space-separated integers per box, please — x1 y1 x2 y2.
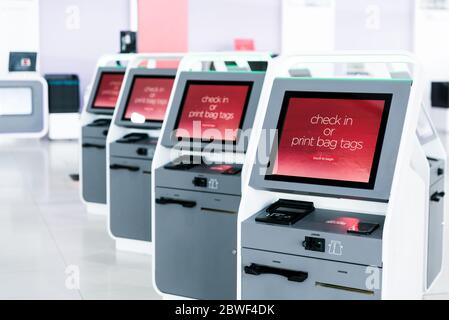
2 0 449 300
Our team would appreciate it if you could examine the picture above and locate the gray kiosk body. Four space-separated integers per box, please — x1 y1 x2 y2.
82 120 110 203
110 135 158 241
155 71 266 299
242 78 414 300
81 67 126 204
417 110 446 287
109 68 176 242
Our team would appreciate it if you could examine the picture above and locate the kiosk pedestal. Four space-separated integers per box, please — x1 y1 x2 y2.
109 135 156 243
106 54 183 254
82 119 110 204
80 54 133 215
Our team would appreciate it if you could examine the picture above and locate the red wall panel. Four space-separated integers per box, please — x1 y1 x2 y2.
137 0 189 53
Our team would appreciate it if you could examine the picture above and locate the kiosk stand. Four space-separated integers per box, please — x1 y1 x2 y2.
152 53 271 300
106 54 183 254
80 54 133 215
238 53 449 300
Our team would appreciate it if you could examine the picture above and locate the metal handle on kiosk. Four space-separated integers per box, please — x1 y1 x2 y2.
89 119 111 127
109 164 140 172
244 263 308 283
82 143 105 150
155 197 197 208
431 191 445 202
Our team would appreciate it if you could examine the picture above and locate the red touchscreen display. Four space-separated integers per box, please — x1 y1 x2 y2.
175 83 251 142
124 77 175 121
272 96 387 184
93 73 125 109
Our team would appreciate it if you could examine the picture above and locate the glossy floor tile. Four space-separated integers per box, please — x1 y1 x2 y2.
0 139 160 300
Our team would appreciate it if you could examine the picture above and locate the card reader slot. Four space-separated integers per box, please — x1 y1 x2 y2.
164 163 198 171
164 156 202 170
123 133 148 139
431 191 445 202
110 164 140 172
244 263 308 283
315 282 374 296
156 197 197 208
82 143 105 150
266 199 315 215
88 119 111 127
117 133 150 144
256 199 314 225
200 207 238 215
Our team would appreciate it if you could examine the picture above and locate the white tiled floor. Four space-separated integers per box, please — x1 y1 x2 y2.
0 139 161 300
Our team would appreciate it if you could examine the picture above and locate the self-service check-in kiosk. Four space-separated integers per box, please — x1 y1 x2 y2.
106 54 183 253
239 53 449 300
152 53 271 300
80 54 133 214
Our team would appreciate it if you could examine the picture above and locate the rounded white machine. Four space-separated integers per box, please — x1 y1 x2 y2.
0 72 48 139
106 53 184 254
79 54 134 215
237 52 449 300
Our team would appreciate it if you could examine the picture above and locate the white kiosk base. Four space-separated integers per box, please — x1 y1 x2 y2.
425 221 449 296
115 238 152 255
86 203 107 216
431 107 449 133
161 294 192 300
48 113 80 140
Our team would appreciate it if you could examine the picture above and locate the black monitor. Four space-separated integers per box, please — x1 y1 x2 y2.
115 68 177 129
9 52 37 72
86 67 126 115
120 31 137 54
431 82 449 108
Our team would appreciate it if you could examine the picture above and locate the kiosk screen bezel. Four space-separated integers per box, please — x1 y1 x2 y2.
264 91 392 189
160 71 266 152
114 68 177 129
250 78 412 202
86 67 126 115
